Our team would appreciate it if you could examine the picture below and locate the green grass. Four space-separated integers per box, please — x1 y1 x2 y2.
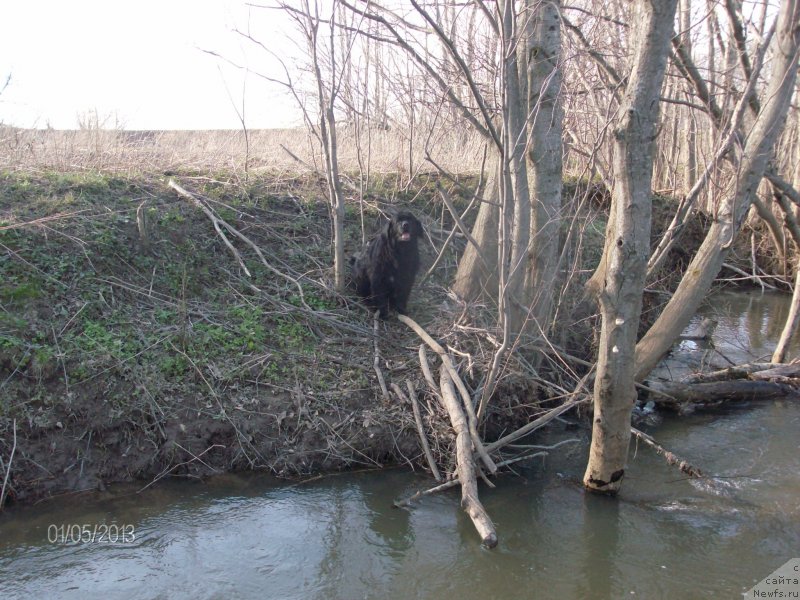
0 167 461 427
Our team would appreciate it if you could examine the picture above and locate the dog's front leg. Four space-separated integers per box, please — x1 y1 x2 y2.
392 274 414 315
392 291 408 315
370 289 391 319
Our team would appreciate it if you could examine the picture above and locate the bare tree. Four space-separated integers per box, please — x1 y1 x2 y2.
635 0 800 381
305 0 348 292
523 0 564 355
773 267 800 363
583 0 678 494
269 0 350 292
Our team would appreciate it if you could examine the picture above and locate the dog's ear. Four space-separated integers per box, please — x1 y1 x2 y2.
380 215 393 237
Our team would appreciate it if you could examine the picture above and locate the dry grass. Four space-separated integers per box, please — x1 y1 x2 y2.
0 125 489 175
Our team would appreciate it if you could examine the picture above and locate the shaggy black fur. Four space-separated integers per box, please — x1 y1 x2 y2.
349 210 422 318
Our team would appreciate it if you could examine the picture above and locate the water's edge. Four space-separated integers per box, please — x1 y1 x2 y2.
1 290 799 599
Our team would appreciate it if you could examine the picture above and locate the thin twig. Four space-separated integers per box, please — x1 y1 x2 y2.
394 443 579 508
169 179 251 276
485 399 585 454
399 380 442 481
434 183 490 271
373 312 390 400
719 263 779 290
59 301 89 336
420 146 489 284
51 325 69 394
393 477 459 508
168 178 315 311
137 444 225 493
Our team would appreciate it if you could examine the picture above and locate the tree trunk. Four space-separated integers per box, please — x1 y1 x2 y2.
635 0 800 381
583 0 678 495
304 1 347 293
679 0 697 194
452 154 500 303
325 106 347 292
524 0 563 351
773 266 800 363
502 0 531 336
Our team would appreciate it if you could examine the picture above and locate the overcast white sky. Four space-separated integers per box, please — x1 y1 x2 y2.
0 0 302 130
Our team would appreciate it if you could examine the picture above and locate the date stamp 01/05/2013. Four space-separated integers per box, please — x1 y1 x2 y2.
47 523 136 545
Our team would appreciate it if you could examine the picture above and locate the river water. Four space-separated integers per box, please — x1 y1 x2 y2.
1 291 799 599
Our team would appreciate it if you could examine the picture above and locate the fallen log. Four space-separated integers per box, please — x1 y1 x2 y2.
749 364 800 381
683 362 797 384
439 367 498 548
646 379 798 411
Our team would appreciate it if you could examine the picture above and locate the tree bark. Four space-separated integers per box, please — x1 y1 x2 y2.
501 0 531 338
439 367 498 548
524 0 563 351
646 379 799 411
635 0 800 381
773 266 800 363
583 0 678 495
452 155 500 303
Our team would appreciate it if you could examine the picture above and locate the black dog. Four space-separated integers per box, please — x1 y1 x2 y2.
349 210 422 318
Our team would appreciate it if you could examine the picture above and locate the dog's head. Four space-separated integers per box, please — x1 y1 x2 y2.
385 210 422 244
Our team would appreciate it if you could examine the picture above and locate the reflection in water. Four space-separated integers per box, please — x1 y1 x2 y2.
705 290 800 363
657 290 800 381
579 494 620 600
1 291 799 599
4 407 797 600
